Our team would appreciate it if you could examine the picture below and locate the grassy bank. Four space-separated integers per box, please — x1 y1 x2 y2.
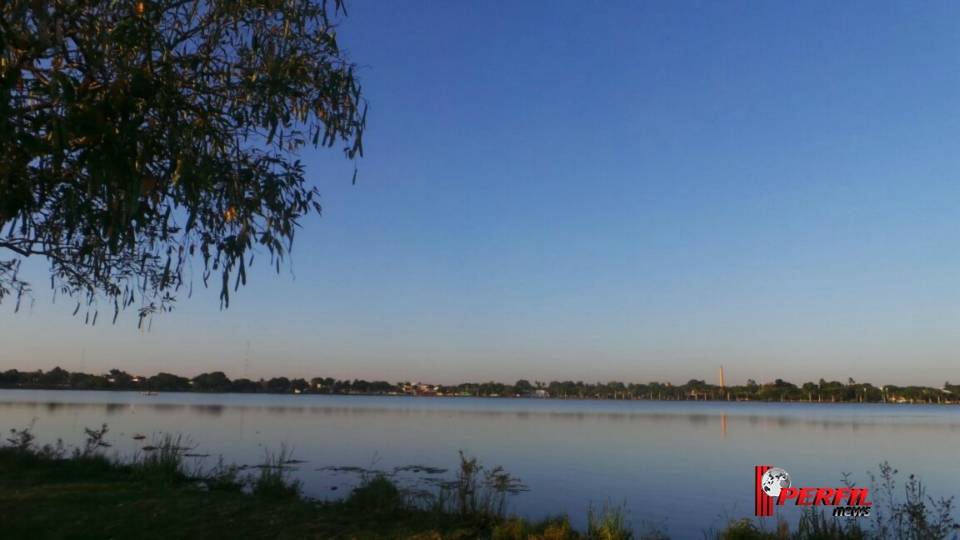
0 445 477 539
1 425 958 540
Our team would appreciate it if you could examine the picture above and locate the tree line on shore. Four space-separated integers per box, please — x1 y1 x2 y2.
1 367 958 404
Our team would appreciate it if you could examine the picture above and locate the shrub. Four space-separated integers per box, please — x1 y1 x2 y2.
6 419 37 451
347 474 403 514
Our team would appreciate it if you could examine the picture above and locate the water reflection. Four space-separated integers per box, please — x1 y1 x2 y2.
3 401 960 431
190 405 224 416
43 402 64 413
153 404 185 414
106 403 128 415
2 391 959 539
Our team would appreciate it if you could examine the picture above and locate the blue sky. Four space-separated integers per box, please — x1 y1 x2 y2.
2 1 958 386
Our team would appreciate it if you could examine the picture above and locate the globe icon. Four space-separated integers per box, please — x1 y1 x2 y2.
760 468 791 497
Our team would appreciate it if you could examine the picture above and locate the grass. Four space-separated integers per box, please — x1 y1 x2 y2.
1 424 958 540
490 503 664 540
586 502 634 540
251 443 303 499
131 432 194 483
0 444 476 540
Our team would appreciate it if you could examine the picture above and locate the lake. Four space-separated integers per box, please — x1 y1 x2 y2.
2 390 959 537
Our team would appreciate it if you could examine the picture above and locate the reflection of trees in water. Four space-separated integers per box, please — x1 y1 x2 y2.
189 405 224 416
44 402 65 413
105 403 127 415
267 406 304 415
3 401 960 434
3 402 40 410
152 404 186 414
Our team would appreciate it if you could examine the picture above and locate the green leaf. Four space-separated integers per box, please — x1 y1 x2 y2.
1 0 366 325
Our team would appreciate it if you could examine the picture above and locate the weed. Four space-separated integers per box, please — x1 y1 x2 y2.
534 516 579 540
493 516 533 540
443 451 526 520
204 456 247 492
861 462 960 540
713 518 775 540
791 507 865 540
6 418 38 451
586 501 633 540
252 443 302 499
493 515 580 540
79 423 111 457
132 432 192 483
36 438 67 459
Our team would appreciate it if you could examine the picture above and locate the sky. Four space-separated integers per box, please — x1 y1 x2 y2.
1 1 958 387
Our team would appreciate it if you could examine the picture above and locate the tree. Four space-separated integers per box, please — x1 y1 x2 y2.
265 376 290 393
513 379 533 394
193 371 231 392
0 0 366 326
40 365 70 385
230 377 259 393
108 368 135 389
148 372 190 391
0 369 21 385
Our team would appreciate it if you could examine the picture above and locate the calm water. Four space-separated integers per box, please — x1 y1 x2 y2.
2 390 959 536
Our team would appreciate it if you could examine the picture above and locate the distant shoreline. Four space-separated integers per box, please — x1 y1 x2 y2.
0 385 956 405
3 366 956 404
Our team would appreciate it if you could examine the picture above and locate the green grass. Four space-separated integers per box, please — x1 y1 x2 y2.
586 502 634 540
0 446 479 539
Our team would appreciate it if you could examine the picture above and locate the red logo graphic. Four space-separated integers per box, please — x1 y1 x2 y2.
755 465 775 516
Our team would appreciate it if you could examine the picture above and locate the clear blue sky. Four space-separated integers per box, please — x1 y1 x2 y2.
2 0 958 386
